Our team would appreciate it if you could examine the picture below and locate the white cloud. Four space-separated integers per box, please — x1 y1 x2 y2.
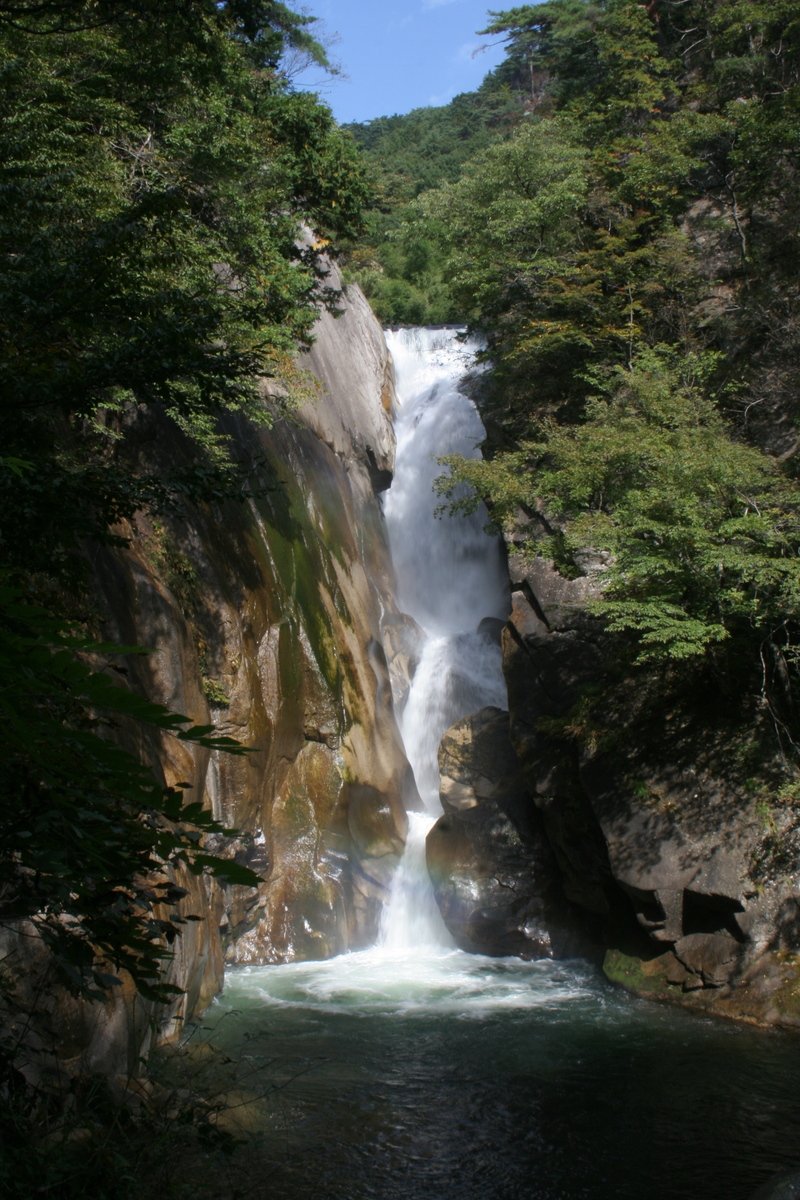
422 0 461 9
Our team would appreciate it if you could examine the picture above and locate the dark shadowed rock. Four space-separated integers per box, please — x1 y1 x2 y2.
427 706 593 959
502 542 800 1027
503 556 615 920
477 615 505 644
751 1169 800 1200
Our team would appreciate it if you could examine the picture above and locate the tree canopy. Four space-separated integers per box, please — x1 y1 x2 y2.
351 0 800 752
344 85 521 324
0 0 369 1005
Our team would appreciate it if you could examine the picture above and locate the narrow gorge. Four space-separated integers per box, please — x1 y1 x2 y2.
184 316 800 1200
5 3 800 1197
8 274 800 1199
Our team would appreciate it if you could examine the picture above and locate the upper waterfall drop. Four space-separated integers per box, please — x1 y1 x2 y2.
382 329 509 639
379 327 510 949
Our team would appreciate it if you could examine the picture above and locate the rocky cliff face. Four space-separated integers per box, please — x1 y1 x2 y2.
506 549 800 1027
84 265 411 1052
449 538 800 1028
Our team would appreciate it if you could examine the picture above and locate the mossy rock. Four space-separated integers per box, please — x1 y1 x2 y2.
603 948 674 997
768 955 800 1022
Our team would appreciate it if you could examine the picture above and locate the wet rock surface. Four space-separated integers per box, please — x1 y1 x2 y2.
427 707 590 959
68 277 413 1070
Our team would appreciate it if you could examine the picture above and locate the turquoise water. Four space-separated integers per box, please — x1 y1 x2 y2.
195 948 800 1200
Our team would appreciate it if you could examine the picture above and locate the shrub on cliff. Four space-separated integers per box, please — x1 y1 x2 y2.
441 350 800 680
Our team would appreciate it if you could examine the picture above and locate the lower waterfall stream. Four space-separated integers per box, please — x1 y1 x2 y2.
379 326 508 951
188 329 800 1200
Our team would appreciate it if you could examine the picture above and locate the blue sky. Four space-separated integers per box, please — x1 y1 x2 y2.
293 0 510 125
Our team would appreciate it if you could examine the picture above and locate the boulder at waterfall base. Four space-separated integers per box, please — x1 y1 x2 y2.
427 706 592 959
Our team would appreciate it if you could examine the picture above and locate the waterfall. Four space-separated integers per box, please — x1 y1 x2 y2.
201 331 800 1200
379 327 509 950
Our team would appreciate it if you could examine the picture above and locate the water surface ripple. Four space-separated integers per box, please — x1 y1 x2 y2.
201 951 800 1200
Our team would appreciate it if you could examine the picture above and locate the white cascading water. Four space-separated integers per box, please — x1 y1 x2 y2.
212 326 593 1019
378 327 509 950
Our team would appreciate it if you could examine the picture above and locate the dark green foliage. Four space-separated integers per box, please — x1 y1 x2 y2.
398 0 800 742
442 350 800 671
346 0 800 680
0 0 367 1009
344 86 522 324
349 88 520 196
0 1 330 70
0 5 364 442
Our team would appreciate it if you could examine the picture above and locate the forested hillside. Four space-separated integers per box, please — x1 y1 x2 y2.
348 0 800 775
345 79 521 323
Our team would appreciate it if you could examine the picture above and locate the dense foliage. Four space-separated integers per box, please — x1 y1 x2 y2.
345 85 521 323
442 349 800 674
353 0 800 742
0 0 368 567
0 0 368 1009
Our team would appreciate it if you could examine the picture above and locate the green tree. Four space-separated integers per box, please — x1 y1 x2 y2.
421 116 591 409
0 0 369 568
421 103 701 423
344 86 521 324
420 0 800 739
0 0 368 1005
445 349 800 670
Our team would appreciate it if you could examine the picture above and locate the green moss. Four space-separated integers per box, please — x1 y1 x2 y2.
603 949 671 997
280 789 314 838
755 798 778 832
771 958 800 1020
144 520 200 618
777 779 800 805
253 464 345 698
201 676 230 708
276 621 305 733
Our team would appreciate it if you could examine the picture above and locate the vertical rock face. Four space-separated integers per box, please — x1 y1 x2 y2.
501 548 800 1029
90 270 410 1042
422 512 800 1029
502 554 618 923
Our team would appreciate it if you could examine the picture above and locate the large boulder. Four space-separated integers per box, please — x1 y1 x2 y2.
427 706 591 958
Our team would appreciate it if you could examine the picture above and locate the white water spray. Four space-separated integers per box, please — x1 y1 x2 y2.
216 330 593 1017
379 328 510 950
